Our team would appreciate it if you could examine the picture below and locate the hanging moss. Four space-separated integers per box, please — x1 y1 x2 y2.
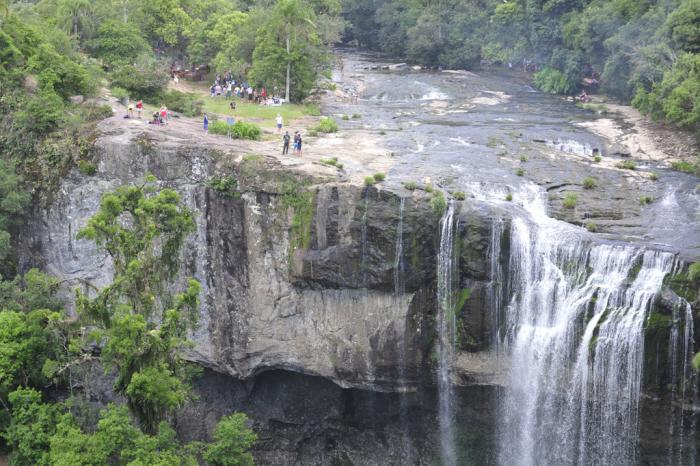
280 180 315 253
645 312 673 331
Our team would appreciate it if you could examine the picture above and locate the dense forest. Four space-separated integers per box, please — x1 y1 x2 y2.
342 0 700 133
0 0 699 464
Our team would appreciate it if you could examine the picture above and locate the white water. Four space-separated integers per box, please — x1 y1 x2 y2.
437 202 457 466
496 183 693 465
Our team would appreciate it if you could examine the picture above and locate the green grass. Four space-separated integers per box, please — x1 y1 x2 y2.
649 172 658 181
582 177 597 189
453 191 466 200
341 114 349 120
320 157 338 166
201 97 319 128
585 221 598 232
208 120 262 140
516 168 525 176
519 155 528 162
639 195 653 205
77 160 96 175
563 192 578 209
671 160 699 175
431 191 447 216
403 181 417 191
505 193 513 201
352 113 362 119
364 176 375 186
576 102 609 114
424 184 434 193
616 160 637 170
593 155 602 163
373 172 386 182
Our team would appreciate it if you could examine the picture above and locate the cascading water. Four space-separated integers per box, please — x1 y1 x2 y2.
361 192 369 286
394 197 412 461
437 201 457 466
497 199 694 465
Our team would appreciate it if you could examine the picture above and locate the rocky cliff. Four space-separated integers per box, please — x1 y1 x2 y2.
19 116 698 464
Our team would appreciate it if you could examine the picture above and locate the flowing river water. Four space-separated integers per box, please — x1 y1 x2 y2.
324 50 700 464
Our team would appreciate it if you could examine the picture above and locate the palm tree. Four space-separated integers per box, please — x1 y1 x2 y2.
58 0 93 38
273 0 316 102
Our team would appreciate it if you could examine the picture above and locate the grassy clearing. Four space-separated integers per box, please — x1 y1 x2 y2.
201 96 320 128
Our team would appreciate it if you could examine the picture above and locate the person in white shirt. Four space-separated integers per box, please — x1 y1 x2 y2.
276 114 283 132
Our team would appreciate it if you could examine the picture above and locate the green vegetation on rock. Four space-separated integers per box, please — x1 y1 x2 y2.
431 191 447 216
563 192 578 209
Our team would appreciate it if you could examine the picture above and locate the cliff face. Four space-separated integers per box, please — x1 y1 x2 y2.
20 119 696 464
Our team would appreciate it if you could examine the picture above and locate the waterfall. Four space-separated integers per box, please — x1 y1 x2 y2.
437 201 457 466
667 301 697 465
488 217 504 352
361 192 369 286
497 208 688 466
394 197 412 461
394 197 405 294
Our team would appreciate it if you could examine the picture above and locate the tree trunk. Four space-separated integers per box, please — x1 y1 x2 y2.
285 31 291 102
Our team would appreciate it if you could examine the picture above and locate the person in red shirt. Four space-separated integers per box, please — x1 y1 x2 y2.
136 100 143 119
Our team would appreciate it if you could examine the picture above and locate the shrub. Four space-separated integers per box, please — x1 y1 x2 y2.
364 176 375 186
336 163 344 169
77 160 96 175
533 67 577 94
586 222 598 232
379 130 386 135
453 191 466 200
563 192 578 209
671 160 699 175
341 114 349 120
516 168 524 176
110 53 169 98
593 155 602 163
352 113 362 119
617 160 636 170
649 172 658 181
582 177 597 189
313 117 339 133
639 195 653 205
209 121 261 140
373 172 385 182
431 191 447 216
689 262 700 282
520 155 528 162
111 87 129 102
321 157 338 166
424 184 434 193
403 181 417 190
505 193 513 201
207 176 239 198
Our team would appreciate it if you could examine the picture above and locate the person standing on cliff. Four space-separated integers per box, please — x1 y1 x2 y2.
276 113 283 133
282 131 290 155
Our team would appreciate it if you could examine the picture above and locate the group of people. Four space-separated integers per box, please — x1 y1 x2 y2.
125 100 144 119
124 100 173 126
209 72 281 105
282 131 302 156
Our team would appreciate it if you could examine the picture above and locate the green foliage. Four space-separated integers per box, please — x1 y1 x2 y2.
431 190 447 216
77 160 96 175
313 116 339 133
208 176 240 198
639 195 653 205
670 160 700 175
110 54 169 98
352 113 361 119
453 191 466 200
341 114 349 120
424 184 433 193
403 181 417 191
563 192 578 209
373 172 385 182
582 177 597 189
505 193 513 201
0 268 62 313
516 168 524 176
364 176 375 186
89 19 149 67
666 0 700 53
593 155 602 163
617 160 637 170
649 172 658 181
0 160 30 262
533 68 578 95
689 262 700 282
585 221 598 232
519 155 528 162
204 413 257 466
76 180 199 432
4 388 59 466
280 180 315 252
153 90 204 118
320 157 338 166
209 121 262 140
633 53 700 132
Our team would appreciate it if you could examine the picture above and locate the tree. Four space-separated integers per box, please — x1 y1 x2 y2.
666 0 700 53
252 0 321 102
76 178 200 432
204 413 257 466
89 19 150 67
0 160 30 263
3 388 59 466
57 0 94 39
